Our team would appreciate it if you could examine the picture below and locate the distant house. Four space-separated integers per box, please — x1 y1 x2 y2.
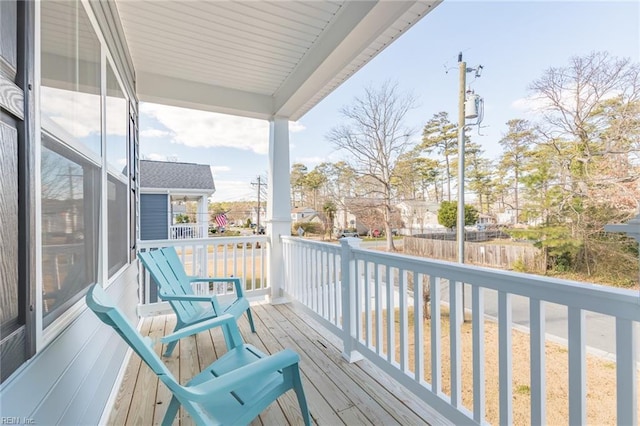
476 213 496 226
250 205 267 229
396 200 444 235
335 197 384 235
139 160 215 240
291 207 317 222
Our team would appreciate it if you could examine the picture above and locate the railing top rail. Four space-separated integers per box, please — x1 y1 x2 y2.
139 235 268 249
282 238 639 321
351 246 640 320
282 236 341 253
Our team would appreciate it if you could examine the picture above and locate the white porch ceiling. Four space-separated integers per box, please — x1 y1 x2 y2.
115 0 441 121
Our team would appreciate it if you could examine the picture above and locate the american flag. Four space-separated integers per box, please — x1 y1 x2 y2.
215 213 228 227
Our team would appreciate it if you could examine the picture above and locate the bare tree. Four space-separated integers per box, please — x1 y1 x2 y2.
326 81 416 251
529 51 640 274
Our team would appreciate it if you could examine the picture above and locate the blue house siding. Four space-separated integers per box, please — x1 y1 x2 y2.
0 264 138 424
140 194 168 240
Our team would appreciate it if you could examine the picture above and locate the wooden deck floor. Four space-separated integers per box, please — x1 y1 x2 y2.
108 302 450 425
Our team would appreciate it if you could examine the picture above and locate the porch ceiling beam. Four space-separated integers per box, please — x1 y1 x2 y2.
274 1 418 121
136 71 274 119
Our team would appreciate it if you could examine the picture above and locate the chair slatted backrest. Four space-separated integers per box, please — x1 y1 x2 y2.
86 284 173 378
153 248 208 318
138 249 203 322
86 284 204 419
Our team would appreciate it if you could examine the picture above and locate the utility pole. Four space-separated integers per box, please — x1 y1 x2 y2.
251 176 265 230
457 53 466 264
456 52 483 324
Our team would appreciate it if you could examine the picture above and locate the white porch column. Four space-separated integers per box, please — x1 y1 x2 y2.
198 196 208 237
267 117 292 303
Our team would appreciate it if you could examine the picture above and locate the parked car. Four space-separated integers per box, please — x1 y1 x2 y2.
336 229 359 238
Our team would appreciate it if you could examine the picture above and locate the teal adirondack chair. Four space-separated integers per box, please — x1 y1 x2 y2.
86 284 311 426
138 247 256 356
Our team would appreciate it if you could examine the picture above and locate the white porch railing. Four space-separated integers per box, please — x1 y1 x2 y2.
169 223 208 239
137 236 268 315
282 236 640 425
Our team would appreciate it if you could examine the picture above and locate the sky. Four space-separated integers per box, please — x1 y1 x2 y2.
139 0 640 202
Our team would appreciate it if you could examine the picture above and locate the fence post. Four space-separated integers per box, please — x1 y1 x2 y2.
340 237 364 363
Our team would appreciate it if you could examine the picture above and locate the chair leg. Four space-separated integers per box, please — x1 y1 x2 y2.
291 365 311 426
164 323 182 357
161 396 180 426
246 308 256 333
164 339 178 357
221 323 232 349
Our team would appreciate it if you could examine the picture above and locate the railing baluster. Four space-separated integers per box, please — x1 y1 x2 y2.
472 284 485 423
414 272 424 383
307 247 312 307
212 242 218 277
449 280 461 407
430 276 441 395
376 263 383 356
616 317 637 426
222 243 228 277
354 259 361 342
232 242 237 277
568 307 586 426
334 252 340 326
260 242 265 289
386 264 394 364
498 291 513 425
530 298 546 425
312 248 317 312
241 242 248 291
399 269 408 373
323 250 328 320
365 261 371 347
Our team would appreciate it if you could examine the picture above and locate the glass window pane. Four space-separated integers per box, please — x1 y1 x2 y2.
41 138 100 326
108 175 128 277
41 0 101 157
106 63 127 174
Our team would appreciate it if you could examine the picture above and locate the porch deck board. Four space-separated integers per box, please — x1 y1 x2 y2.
108 301 448 425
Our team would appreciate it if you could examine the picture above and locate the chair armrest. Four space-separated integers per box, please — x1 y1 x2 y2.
185 349 300 402
161 313 238 344
160 293 217 303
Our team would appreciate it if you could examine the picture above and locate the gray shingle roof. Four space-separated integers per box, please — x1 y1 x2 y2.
140 160 215 191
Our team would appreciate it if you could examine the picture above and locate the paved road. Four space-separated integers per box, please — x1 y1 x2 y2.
440 282 639 358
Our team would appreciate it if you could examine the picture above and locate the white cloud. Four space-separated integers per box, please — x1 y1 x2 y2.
289 121 306 133
141 103 269 154
511 95 550 114
41 86 101 139
141 128 171 138
211 180 255 201
294 156 327 166
144 152 170 161
210 165 231 175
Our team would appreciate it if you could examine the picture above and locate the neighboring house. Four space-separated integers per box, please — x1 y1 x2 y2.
476 213 496 226
396 200 444 235
335 197 399 235
139 160 215 240
496 209 517 225
291 206 317 222
250 205 267 228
